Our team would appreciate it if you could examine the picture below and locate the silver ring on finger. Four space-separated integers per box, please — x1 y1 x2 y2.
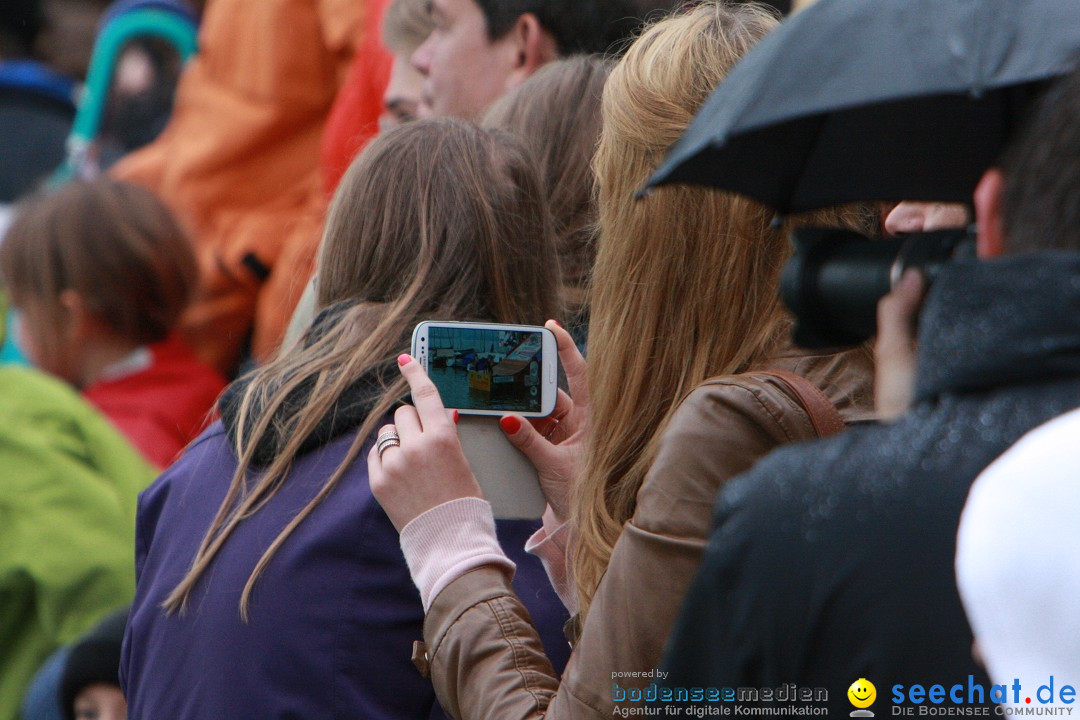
376 430 401 459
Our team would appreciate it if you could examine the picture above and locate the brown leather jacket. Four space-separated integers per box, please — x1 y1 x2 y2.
418 346 874 719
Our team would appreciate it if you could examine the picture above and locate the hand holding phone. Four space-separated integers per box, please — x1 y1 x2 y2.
408 321 561 518
495 320 590 524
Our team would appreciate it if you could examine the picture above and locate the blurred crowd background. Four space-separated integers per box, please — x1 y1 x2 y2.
2 0 1078 719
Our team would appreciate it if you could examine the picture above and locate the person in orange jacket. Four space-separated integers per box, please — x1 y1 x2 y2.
111 0 377 375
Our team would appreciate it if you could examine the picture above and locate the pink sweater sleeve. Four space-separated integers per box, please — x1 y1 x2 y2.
399 497 515 612
524 505 578 614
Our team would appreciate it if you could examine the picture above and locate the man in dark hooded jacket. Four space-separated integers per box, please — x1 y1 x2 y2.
663 64 1080 716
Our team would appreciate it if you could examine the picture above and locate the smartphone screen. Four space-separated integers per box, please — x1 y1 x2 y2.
413 323 555 415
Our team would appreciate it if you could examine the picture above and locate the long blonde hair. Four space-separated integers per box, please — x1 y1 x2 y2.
573 2 874 618
165 119 560 619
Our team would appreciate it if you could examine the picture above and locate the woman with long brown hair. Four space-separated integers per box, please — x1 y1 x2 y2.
369 3 876 718
119 118 571 719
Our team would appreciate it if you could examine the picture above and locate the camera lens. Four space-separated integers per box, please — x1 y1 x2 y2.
781 227 974 349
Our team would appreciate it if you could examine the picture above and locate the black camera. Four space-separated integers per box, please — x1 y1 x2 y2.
780 226 976 349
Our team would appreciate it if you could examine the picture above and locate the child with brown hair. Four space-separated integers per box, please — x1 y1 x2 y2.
0 179 226 468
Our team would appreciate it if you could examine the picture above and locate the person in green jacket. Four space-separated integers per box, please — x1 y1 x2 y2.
0 318 155 720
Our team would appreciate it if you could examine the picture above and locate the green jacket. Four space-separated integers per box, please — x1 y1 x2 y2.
0 365 156 720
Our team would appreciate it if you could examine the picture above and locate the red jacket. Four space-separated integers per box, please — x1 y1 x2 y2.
84 336 227 469
320 0 394 196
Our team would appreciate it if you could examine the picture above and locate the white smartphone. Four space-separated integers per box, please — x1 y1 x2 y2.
411 321 558 417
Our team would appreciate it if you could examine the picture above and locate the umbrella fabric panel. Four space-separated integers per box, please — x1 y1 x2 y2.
648 0 1080 212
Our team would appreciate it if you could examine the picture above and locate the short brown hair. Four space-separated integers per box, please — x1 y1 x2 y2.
0 179 196 346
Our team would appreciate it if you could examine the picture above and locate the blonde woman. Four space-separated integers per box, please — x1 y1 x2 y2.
120 119 571 719
371 3 875 718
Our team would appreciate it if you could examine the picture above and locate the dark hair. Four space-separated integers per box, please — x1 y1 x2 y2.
475 0 683 56
1000 63 1080 254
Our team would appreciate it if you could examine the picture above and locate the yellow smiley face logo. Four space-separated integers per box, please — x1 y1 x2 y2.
848 679 876 708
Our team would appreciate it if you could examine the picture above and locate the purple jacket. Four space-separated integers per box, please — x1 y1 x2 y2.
120 422 570 719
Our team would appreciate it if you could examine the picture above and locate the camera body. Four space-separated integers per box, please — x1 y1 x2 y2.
781 226 976 349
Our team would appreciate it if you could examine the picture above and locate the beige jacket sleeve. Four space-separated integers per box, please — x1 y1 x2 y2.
423 373 840 719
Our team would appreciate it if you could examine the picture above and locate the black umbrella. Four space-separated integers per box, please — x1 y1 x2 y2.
645 0 1080 214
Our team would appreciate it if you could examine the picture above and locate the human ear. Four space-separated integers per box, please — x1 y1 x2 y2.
973 168 1006 259
58 289 97 341
503 13 558 91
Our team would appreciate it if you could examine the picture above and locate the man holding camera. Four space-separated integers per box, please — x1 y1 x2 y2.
663 63 1080 714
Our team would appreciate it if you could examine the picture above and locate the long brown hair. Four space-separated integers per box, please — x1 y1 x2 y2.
483 55 613 317
573 2 875 618
165 118 561 619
